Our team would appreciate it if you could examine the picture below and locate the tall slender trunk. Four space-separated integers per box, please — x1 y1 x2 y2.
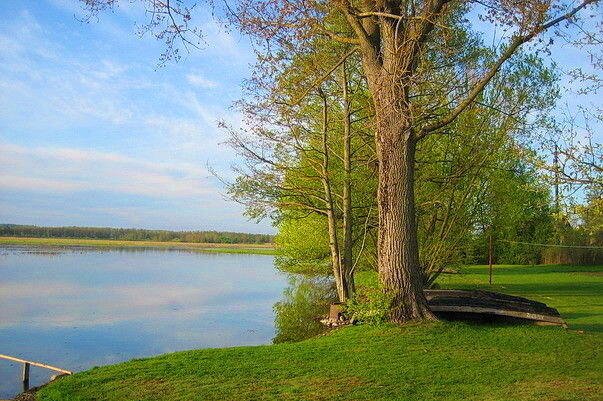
341 62 355 298
318 89 348 302
368 74 435 322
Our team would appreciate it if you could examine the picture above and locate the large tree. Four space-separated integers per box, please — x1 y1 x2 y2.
83 0 600 322
235 0 600 321
231 30 558 292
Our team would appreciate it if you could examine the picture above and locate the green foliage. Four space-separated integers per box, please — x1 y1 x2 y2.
345 287 392 325
274 214 331 275
344 270 391 324
467 157 555 265
227 1 574 282
541 194 603 265
415 49 558 280
38 264 602 401
265 33 561 283
576 195 603 242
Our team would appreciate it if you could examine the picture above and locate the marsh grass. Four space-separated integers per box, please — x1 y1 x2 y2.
0 237 276 255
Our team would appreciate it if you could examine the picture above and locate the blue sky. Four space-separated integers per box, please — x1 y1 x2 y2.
0 1 600 233
0 0 273 233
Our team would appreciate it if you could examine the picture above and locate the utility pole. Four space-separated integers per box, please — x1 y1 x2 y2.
488 232 493 285
553 143 560 216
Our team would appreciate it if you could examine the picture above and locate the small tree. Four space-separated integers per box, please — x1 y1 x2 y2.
225 50 375 302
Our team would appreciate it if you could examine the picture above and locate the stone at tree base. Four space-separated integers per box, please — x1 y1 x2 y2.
329 303 344 321
320 303 349 327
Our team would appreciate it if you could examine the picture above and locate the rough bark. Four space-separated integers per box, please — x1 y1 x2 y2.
377 129 435 321
368 72 435 322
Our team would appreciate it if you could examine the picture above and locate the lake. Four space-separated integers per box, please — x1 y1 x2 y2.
0 245 292 398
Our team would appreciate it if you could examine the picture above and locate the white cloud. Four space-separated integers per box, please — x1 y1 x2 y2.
0 7 274 232
186 73 219 89
0 175 86 192
0 142 215 198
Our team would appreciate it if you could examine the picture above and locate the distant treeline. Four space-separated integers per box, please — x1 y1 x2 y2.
0 224 273 244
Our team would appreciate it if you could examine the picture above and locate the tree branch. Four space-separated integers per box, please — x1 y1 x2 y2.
289 47 358 105
419 0 599 137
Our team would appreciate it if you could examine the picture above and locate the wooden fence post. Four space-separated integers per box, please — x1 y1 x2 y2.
488 233 493 285
22 362 30 392
1 354 72 391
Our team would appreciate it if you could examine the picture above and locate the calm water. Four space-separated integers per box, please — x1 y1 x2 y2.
0 245 290 398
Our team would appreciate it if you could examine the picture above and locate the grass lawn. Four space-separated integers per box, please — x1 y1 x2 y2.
0 236 276 255
37 264 602 401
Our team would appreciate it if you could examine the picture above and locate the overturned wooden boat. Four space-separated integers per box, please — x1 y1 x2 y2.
424 289 567 327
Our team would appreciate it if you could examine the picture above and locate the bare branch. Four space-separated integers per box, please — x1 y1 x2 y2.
419 0 599 137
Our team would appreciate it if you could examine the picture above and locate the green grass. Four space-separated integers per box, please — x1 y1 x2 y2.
356 264 603 332
37 264 602 401
440 264 603 332
0 236 276 255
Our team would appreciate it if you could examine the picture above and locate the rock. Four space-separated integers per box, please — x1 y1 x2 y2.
321 303 351 327
329 303 345 321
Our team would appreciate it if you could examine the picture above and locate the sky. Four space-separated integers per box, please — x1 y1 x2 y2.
0 1 600 233
0 0 273 233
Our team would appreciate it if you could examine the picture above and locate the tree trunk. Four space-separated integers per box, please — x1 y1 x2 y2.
377 132 434 321
318 88 348 303
341 62 355 298
370 78 435 322
326 209 346 302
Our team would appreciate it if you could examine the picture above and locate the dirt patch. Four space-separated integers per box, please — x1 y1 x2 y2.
508 378 601 401
579 272 603 277
278 375 365 400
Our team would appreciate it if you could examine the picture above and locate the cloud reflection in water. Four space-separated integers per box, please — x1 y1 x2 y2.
0 246 287 398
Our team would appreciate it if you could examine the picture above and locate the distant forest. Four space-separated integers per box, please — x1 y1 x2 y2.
0 224 273 244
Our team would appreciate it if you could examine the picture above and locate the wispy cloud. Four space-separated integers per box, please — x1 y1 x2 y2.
0 4 272 232
0 142 215 198
186 73 219 89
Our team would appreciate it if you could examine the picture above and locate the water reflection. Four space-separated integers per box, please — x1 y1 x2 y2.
0 245 336 398
0 245 287 398
273 275 337 343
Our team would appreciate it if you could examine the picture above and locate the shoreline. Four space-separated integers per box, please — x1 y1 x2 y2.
0 237 276 255
11 264 603 400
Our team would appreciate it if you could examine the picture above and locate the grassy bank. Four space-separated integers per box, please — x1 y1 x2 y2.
0 236 276 255
37 264 602 401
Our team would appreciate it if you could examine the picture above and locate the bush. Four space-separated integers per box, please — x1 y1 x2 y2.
345 286 392 325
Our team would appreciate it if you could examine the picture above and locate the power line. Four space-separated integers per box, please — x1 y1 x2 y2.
497 239 603 250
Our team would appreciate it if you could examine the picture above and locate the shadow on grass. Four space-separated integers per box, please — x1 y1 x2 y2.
436 311 602 332
561 313 603 332
464 264 603 276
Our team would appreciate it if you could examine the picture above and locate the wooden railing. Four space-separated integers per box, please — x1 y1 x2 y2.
0 354 72 392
